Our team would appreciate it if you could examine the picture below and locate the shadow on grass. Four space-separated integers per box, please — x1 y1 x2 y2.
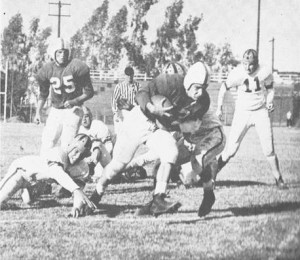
92 203 139 218
5 198 61 211
216 180 266 188
228 201 300 216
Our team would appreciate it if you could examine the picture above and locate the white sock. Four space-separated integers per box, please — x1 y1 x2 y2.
154 181 167 195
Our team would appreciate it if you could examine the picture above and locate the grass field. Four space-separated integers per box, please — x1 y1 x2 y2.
1 122 300 259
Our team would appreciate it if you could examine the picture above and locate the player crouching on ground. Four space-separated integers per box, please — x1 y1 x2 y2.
79 106 113 180
0 134 96 218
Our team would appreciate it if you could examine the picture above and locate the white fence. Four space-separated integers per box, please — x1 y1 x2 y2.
90 69 300 84
90 70 152 82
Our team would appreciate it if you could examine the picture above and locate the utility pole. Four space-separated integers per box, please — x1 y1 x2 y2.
256 0 261 58
270 38 275 72
49 1 71 37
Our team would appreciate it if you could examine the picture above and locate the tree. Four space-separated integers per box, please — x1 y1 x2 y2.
178 15 203 66
1 14 52 119
218 43 239 72
152 0 184 68
202 43 220 68
1 14 28 117
104 6 128 69
71 0 109 67
125 0 158 70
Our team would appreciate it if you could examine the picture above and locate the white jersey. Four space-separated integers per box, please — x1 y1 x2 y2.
226 64 273 111
79 120 113 154
10 147 88 192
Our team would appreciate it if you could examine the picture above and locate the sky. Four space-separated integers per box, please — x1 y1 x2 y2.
1 0 300 72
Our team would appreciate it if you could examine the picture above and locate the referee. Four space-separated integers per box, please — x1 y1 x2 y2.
111 66 140 135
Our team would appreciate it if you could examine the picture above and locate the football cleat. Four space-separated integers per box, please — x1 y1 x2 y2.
198 189 215 217
135 193 181 217
89 190 103 208
275 176 288 190
119 166 147 183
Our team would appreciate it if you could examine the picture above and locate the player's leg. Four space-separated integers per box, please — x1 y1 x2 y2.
0 163 28 209
136 129 181 216
192 127 226 217
61 106 83 151
254 108 287 189
40 107 63 157
218 110 250 172
89 107 151 207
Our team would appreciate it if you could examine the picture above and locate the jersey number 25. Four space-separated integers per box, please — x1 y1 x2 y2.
50 76 76 94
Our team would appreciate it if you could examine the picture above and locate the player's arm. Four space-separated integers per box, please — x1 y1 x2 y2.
34 99 47 124
48 163 95 217
265 74 275 112
64 64 94 108
111 84 121 114
35 69 50 124
135 80 156 112
216 82 228 120
136 80 173 117
48 163 80 193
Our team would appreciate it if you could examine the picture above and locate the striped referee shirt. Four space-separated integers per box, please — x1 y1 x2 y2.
111 80 140 114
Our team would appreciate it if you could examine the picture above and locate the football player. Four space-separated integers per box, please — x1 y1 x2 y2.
79 106 114 183
89 71 198 217
216 49 287 189
176 62 226 217
35 37 94 157
162 61 186 75
137 62 225 217
0 134 96 218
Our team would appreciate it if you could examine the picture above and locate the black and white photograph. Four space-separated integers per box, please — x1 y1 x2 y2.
1 0 300 259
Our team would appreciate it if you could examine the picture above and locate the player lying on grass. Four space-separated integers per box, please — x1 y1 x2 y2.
0 134 96 218
216 49 287 189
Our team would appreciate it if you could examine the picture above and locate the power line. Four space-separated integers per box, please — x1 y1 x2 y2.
48 1 71 37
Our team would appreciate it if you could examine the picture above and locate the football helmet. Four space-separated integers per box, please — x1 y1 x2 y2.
242 49 259 74
163 62 186 76
67 134 92 162
184 62 210 90
243 49 258 65
47 37 71 64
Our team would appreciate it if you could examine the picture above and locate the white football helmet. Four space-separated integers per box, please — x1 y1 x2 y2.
184 62 210 90
163 62 186 76
67 134 92 163
47 37 71 64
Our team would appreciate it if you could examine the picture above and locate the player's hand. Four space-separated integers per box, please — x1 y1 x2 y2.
68 189 96 218
149 98 174 118
34 113 41 125
64 99 78 109
267 103 274 113
117 98 133 111
216 107 223 121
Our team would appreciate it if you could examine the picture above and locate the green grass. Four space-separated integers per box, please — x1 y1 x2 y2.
1 123 300 259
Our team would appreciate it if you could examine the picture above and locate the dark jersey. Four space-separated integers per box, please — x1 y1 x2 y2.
36 59 94 109
136 73 192 112
135 73 193 130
